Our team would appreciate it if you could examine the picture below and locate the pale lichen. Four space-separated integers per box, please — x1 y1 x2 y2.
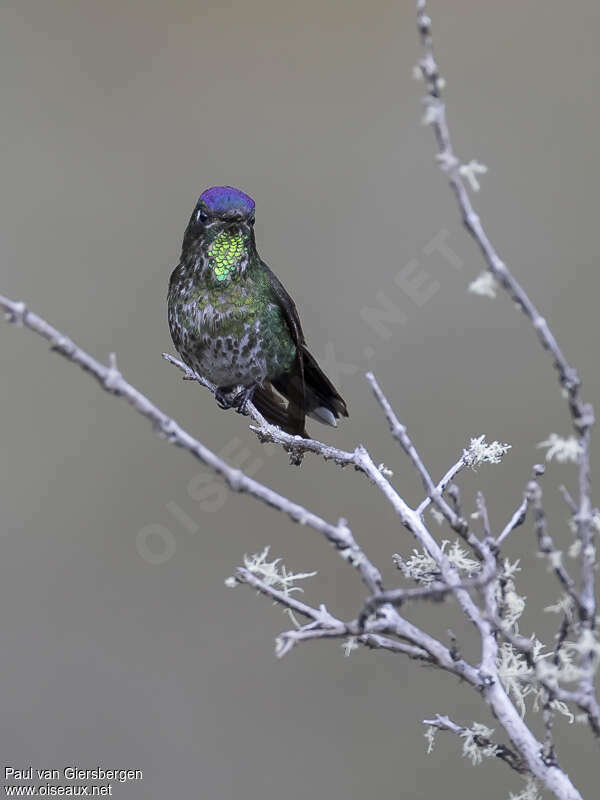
468 271 498 298
463 435 511 469
537 433 582 464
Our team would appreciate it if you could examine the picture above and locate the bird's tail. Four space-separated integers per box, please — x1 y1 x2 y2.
252 381 302 434
299 346 348 426
260 346 348 435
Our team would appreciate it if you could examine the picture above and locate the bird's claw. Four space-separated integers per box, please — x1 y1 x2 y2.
215 386 236 409
214 384 257 414
232 384 257 416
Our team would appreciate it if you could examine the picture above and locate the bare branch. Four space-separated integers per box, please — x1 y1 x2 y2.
416 458 466 518
417 0 596 657
235 566 338 625
416 3 592 796
497 496 529 549
423 714 527 774
360 556 497 625
367 371 468 537
164 356 492 607
163 352 359 468
0 294 384 594
358 633 433 661
549 685 600 741
237 566 472 672
559 485 578 514
527 477 583 619
495 464 546 549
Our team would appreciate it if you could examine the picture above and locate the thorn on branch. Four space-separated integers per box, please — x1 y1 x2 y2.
3 300 27 326
448 629 461 662
103 352 122 392
479 672 495 688
49 333 75 355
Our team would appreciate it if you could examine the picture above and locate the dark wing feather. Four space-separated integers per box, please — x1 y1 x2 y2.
302 348 348 418
261 260 348 432
261 261 307 436
253 381 305 433
261 261 306 346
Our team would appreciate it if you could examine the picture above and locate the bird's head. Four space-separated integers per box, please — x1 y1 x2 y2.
196 186 255 224
181 186 257 278
184 185 255 244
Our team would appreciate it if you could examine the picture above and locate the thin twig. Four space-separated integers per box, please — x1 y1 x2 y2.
496 496 529 549
367 371 468 536
416 458 466 517
237 567 476 676
423 714 527 774
527 477 583 617
360 557 497 625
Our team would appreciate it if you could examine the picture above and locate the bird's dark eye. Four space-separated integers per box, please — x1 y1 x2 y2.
197 209 209 223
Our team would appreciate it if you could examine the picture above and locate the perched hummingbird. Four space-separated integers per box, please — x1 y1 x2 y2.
168 186 348 436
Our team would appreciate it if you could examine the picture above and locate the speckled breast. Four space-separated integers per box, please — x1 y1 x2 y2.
168 279 295 388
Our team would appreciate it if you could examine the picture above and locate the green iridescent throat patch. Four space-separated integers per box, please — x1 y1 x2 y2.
209 231 245 282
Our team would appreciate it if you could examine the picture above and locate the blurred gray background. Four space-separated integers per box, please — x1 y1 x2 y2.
1 1 598 797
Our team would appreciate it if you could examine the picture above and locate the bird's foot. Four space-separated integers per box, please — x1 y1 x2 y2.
214 385 237 410
231 384 258 416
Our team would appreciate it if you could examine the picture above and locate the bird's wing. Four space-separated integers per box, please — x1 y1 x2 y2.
260 261 306 436
261 261 306 345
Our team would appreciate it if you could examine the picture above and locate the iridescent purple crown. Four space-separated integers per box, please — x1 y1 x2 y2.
199 186 255 215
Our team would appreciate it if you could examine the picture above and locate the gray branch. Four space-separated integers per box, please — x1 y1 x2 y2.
0 294 384 595
423 714 527 774
416 2 595 797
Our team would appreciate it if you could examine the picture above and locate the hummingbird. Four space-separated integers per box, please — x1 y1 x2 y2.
168 186 348 436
